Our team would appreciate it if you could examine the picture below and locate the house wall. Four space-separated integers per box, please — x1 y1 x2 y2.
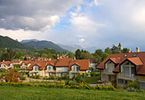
101 72 109 81
56 67 68 73
55 67 68 77
101 61 115 81
1 64 10 69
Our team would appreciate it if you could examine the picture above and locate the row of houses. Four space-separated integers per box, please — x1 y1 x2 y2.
97 52 145 89
0 57 96 78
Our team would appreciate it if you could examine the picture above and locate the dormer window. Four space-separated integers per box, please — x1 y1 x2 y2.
105 60 115 73
47 65 53 71
121 61 135 77
33 65 39 71
71 65 80 71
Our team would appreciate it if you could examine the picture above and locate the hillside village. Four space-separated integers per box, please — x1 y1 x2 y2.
0 46 145 90
1 0 145 99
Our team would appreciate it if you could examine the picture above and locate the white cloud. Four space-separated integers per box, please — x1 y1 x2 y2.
0 28 42 41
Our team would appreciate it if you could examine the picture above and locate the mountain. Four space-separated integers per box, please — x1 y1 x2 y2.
21 40 67 52
0 35 27 49
59 44 82 52
21 39 38 43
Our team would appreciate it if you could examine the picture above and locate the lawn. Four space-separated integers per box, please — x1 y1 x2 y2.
0 86 145 100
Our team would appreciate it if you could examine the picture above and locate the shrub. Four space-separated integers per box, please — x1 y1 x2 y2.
29 75 40 79
127 80 140 92
95 84 115 91
5 69 20 82
128 80 140 89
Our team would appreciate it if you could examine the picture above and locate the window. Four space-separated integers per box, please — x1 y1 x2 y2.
76 66 80 71
121 61 135 77
33 66 39 71
131 67 135 74
123 66 130 76
47 65 53 71
71 65 80 71
118 79 128 85
118 79 124 84
105 61 114 73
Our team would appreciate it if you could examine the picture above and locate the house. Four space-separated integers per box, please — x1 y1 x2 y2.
69 59 90 78
26 57 91 78
97 52 145 89
54 58 73 77
0 61 14 69
28 60 47 77
44 60 57 77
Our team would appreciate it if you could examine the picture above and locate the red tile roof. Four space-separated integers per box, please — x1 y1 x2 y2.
1 61 11 65
55 58 73 67
0 57 90 72
97 52 145 75
28 61 47 71
69 59 90 71
110 57 121 64
127 57 143 66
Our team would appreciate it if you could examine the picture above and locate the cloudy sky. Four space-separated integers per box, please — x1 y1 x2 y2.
0 0 145 51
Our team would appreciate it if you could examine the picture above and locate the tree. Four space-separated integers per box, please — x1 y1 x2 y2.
93 49 104 63
5 69 20 82
111 45 121 54
122 48 130 53
95 49 103 56
104 47 111 54
0 48 16 61
75 49 81 59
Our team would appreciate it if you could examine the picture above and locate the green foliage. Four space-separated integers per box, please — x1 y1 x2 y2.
75 49 81 59
75 49 93 59
122 48 130 53
128 80 140 89
0 36 27 49
95 84 115 91
0 48 16 61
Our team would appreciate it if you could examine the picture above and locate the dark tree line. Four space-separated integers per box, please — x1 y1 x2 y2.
0 43 130 62
75 43 130 63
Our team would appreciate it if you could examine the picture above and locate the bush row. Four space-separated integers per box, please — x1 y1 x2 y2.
0 81 115 91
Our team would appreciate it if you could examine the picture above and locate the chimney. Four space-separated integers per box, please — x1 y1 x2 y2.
136 47 140 52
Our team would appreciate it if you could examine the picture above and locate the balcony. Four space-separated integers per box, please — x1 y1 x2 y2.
118 73 135 80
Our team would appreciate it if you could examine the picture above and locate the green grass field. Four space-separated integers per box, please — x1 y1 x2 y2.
0 86 145 100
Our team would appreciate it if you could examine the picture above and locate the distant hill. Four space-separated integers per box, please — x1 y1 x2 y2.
0 35 27 49
21 39 67 52
59 44 82 52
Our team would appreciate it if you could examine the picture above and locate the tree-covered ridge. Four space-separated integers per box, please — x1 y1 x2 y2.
0 36 27 49
21 40 67 52
0 35 67 52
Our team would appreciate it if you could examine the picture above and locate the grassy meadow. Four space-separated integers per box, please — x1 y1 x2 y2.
0 86 145 100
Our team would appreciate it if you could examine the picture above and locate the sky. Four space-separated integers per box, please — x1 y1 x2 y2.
0 0 145 51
